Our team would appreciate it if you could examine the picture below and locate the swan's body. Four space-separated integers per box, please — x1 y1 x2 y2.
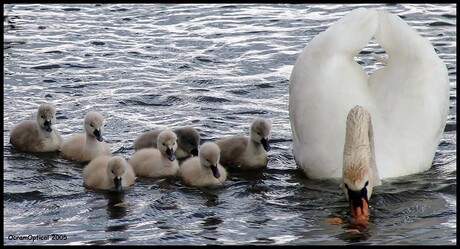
133 126 200 159
61 112 111 163
83 155 136 192
215 117 271 169
129 130 179 178
9 103 63 152
179 142 227 187
341 105 381 222
289 8 449 179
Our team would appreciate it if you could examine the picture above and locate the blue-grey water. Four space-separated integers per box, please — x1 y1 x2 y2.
3 3 456 245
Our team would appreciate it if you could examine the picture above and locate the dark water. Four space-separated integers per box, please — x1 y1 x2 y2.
3 4 456 245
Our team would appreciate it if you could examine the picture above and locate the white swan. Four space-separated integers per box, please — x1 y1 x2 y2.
128 130 179 178
341 105 381 223
215 117 271 169
83 155 136 192
133 126 200 159
9 103 63 152
179 141 227 188
289 8 449 180
61 111 111 163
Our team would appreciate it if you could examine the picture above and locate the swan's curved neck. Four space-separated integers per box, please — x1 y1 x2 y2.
343 106 381 186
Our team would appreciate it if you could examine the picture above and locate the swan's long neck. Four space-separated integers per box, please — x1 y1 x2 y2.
344 107 371 157
343 106 377 186
367 111 381 186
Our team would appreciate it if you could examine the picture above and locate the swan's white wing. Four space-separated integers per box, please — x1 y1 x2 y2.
289 8 449 179
369 10 450 178
289 8 378 179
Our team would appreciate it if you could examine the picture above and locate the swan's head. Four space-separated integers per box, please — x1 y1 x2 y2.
174 126 200 157
250 117 271 152
157 130 178 162
341 105 379 224
342 157 372 224
199 141 221 179
37 103 57 133
84 111 105 142
106 156 130 192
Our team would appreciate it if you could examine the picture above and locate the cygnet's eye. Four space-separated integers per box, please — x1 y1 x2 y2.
163 143 166 146
111 170 114 174
90 123 94 127
41 115 45 119
344 183 349 190
364 181 369 187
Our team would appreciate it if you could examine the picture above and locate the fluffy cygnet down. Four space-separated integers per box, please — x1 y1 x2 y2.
133 126 200 159
61 111 111 163
83 155 136 192
179 141 227 188
9 103 63 152
215 117 271 169
129 130 179 178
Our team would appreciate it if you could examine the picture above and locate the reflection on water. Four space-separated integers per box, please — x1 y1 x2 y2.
105 191 129 220
3 3 456 245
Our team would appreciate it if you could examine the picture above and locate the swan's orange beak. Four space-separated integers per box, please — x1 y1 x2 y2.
350 197 369 224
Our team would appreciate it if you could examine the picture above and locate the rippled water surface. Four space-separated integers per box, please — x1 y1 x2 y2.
3 3 456 245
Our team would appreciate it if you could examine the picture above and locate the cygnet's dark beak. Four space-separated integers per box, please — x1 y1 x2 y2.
113 177 122 192
210 165 220 179
93 129 104 142
43 120 52 133
166 147 175 161
261 137 270 152
190 148 199 157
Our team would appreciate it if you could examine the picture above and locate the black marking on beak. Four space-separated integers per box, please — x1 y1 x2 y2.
190 148 199 157
113 177 122 192
346 182 369 212
166 147 175 161
210 165 220 179
44 120 52 133
93 129 103 142
261 138 270 152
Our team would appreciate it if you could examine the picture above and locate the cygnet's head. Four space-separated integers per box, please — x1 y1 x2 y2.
84 111 105 142
36 103 57 133
250 117 271 152
199 141 221 179
106 156 130 192
175 126 200 156
157 130 178 162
